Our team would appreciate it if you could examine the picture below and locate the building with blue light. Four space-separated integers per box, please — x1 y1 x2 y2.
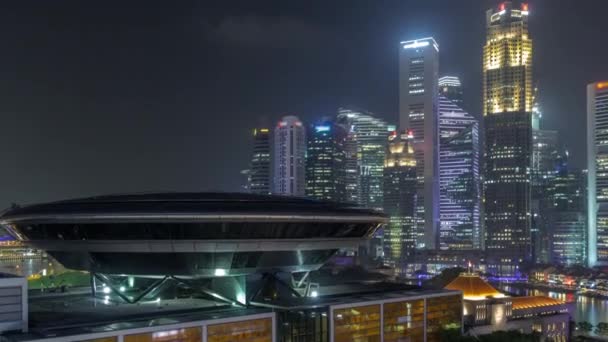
438 96 481 250
306 119 347 202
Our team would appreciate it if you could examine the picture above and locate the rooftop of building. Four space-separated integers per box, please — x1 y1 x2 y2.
1 192 386 224
511 296 565 311
444 273 505 300
5 278 458 341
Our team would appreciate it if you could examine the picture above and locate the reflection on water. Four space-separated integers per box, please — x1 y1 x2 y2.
498 283 608 327
0 257 66 277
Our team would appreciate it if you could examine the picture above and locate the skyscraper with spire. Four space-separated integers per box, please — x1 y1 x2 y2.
483 2 533 275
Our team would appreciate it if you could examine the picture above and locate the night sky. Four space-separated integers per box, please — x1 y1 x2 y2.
1 0 606 207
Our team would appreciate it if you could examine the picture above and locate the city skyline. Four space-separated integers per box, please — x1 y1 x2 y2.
0 1 606 207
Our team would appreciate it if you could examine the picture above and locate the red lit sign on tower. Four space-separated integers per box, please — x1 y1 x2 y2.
522 3 529 11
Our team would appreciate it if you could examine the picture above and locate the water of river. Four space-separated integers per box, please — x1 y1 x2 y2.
497 283 608 327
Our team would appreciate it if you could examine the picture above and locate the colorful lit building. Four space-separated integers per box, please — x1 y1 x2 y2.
483 1 534 276
587 80 608 266
273 116 306 197
383 130 417 273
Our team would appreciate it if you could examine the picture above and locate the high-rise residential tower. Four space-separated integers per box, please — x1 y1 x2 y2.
439 76 464 108
306 119 347 202
273 116 306 197
483 2 533 275
336 108 388 210
383 130 417 274
438 96 481 250
399 37 440 249
248 128 271 195
587 81 608 266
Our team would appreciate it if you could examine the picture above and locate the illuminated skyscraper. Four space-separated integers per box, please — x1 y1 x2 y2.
399 37 439 249
305 119 347 202
438 96 481 250
248 128 271 195
587 81 608 266
383 130 417 273
483 2 533 275
439 76 464 108
551 152 586 266
273 115 306 197
336 108 388 210
530 89 559 264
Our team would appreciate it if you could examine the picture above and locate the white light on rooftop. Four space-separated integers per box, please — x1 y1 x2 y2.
214 268 227 276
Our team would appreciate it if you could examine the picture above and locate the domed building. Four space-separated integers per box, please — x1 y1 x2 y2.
445 272 570 341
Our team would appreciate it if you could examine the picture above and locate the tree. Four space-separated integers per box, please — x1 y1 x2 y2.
576 321 593 334
595 322 608 336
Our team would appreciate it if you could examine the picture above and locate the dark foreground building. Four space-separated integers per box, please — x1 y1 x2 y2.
0 193 462 342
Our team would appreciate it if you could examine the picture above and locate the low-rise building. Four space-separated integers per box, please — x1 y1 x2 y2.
445 272 570 341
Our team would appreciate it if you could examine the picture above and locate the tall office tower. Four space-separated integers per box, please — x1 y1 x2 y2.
587 81 608 266
273 116 306 197
438 96 481 250
336 108 388 210
305 119 347 202
439 76 464 107
483 2 533 275
399 37 439 250
248 128 271 195
551 152 587 266
383 130 417 273
530 90 559 263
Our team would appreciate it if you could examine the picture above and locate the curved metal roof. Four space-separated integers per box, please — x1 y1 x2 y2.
0 192 387 224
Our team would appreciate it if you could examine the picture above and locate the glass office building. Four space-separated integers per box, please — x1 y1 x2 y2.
438 96 481 250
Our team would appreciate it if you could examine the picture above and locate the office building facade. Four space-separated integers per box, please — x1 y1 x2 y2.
399 37 440 249
383 130 417 273
587 81 608 266
273 116 306 197
336 108 388 210
438 96 481 250
483 2 533 275
306 120 347 202
439 76 464 108
248 128 271 195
